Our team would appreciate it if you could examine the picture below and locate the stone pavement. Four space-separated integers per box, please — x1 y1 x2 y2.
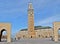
0 38 60 44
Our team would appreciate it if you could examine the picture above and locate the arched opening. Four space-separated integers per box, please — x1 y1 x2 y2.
53 22 60 42
38 35 40 37
23 35 25 38
58 28 60 41
0 29 7 42
45 36 47 38
18 37 20 40
31 36 32 38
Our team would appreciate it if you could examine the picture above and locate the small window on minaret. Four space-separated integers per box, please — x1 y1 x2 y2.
31 14 32 15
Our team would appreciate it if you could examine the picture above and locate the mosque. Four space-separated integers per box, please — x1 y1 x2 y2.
15 2 54 40
15 2 60 42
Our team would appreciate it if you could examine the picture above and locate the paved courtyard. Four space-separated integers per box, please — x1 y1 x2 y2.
0 38 60 44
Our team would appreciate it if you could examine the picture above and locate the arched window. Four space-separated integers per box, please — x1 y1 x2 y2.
38 35 40 37
23 35 25 38
18 37 20 40
45 36 47 38
31 36 32 38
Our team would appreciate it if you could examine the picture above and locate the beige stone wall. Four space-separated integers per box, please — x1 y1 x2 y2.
0 23 11 42
53 22 60 42
35 29 53 38
16 31 28 40
16 28 53 39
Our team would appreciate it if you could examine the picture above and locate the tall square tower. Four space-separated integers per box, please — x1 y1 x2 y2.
28 2 36 38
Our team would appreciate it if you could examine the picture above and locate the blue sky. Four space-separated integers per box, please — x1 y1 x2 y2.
0 0 60 35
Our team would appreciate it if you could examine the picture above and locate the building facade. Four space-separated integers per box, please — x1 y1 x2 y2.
16 26 53 40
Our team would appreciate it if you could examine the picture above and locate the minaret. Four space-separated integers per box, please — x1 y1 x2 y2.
28 2 36 38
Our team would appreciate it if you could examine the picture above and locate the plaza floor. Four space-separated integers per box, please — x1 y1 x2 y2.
0 38 60 44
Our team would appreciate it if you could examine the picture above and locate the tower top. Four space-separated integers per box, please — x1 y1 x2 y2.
28 2 33 9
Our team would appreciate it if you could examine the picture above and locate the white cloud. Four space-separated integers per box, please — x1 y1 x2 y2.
35 14 60 26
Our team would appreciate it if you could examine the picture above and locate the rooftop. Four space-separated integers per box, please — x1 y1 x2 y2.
20 26 52 31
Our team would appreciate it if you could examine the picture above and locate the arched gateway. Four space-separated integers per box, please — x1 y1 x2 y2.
0 23 11 42
53 22 60 42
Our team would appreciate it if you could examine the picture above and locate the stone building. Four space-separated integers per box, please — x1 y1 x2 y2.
16 26 53 40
